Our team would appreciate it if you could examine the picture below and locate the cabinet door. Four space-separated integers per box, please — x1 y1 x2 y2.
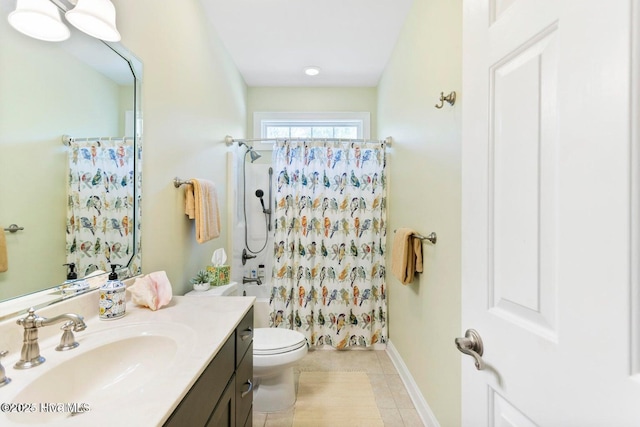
207 373 236 427
164 337 234 426
243 409 252 427
235 343 253 425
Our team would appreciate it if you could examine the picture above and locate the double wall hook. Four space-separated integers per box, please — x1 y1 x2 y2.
435 91 456 109
3 224 24 233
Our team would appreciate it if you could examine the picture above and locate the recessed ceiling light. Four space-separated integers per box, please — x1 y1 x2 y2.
304 66 321 76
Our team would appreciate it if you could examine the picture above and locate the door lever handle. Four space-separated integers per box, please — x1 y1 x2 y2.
455 329 485 370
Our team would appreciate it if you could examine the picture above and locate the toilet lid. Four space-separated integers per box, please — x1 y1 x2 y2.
253 328 307 355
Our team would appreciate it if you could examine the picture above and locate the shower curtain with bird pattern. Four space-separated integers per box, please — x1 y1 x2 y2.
66 139 134 277
270 140 387 349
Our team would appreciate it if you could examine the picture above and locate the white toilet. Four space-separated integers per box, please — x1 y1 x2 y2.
253 327 307 412
185 282 308 413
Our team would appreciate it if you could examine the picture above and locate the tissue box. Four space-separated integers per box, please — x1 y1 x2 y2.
206 265 230 286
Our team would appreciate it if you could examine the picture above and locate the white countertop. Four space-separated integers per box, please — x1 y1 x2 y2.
0 292 255 426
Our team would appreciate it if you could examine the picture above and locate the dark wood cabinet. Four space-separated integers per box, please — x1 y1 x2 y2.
164 307 254 427
207 374 236 427
236 343 253 426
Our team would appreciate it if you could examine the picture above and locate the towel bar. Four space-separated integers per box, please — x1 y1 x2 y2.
415 232 437 245
393 230 437 245
173 177 192 188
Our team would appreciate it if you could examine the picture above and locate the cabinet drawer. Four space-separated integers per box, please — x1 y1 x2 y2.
235 343 253 425
236 307 254 365
164 336 235 426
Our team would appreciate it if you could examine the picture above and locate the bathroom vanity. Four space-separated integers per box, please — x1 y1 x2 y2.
164 307 254 427
0 290 255 426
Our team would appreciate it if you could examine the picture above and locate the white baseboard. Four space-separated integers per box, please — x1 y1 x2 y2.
386 340 441 427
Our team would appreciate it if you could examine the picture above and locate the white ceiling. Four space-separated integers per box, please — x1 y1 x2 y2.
199 0 415 87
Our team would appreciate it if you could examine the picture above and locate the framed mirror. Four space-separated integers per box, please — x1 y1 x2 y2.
0 0 142 317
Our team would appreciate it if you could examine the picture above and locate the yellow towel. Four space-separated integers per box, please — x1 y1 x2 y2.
184 179 220 243
391 228 423 285
0 229 7 272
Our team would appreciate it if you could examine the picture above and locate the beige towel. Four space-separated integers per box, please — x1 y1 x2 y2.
0 229 7 272
391 228 423 285
185 179 220 243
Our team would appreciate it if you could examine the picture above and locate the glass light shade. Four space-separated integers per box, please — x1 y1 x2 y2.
8 0 70 42
65 0 121 42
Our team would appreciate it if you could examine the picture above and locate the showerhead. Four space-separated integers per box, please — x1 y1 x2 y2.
249 150 262 163
239 141 262 163
255 189 266 211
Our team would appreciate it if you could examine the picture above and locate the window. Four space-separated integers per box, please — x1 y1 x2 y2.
264 123 359 139
254 112 370 143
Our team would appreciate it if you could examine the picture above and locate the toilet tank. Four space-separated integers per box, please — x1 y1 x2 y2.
184 282 239 297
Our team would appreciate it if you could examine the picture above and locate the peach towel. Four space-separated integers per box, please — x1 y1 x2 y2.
185 179 220 243
391 228 423 285
0 229 7 272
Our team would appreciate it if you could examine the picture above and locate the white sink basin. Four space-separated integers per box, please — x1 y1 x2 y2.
7 322 195 424
0 295 254 426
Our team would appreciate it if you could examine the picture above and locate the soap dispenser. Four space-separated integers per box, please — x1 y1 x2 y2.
61 263 89 296
99 264 126 320
64 263 77 282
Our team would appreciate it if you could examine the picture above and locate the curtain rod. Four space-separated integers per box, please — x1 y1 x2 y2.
62 135 133 145
224 135 393 146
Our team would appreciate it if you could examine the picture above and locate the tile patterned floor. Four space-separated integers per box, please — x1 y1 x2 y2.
252 350 425 427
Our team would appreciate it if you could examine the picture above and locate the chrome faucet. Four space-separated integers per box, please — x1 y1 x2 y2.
242 276 262 285
14 308 87 369
0 351 10 387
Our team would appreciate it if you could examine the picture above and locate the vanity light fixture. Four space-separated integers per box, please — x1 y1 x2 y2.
65 0 121 42
304 66 321 76
8 0 70 42
7 0 121 43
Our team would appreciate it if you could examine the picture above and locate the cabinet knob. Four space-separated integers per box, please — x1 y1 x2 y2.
240 327 253 341
241 379 253 398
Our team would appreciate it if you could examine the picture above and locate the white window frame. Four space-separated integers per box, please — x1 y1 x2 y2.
253 112 371 144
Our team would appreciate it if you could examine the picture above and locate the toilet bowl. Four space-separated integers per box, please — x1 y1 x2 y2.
253 327 308 412
184 283 308 412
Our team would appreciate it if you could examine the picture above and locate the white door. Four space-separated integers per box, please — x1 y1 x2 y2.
461 0 640 425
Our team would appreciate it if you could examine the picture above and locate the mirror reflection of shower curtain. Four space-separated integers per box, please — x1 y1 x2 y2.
65 138 134 276
270 140 388 349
